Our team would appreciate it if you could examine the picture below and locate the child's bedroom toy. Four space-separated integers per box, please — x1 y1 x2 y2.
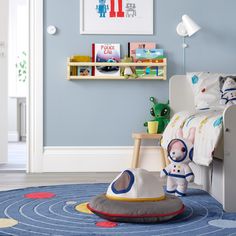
160 128 195 196
144 97 170 133
120 56 138 79
88 168 185 223
219 76 236 105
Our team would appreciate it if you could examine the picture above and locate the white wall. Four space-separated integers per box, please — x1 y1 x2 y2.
8 0 28 142
0 0 9 163
8 0 28 98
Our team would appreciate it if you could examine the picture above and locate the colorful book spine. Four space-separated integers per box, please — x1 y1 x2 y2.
92 43 95 76
71 67 77 76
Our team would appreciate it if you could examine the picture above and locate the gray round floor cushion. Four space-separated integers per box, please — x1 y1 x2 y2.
88 194 184 223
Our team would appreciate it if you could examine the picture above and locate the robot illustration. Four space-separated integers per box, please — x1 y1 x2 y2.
160 128 195 196
96 0 109 18
144 97 170 133
125 3 136 17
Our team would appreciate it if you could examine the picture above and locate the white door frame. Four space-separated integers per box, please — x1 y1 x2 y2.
27 0 43 172
0 0 9 164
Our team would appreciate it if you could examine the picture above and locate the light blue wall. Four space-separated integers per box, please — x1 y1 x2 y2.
44 0 236 146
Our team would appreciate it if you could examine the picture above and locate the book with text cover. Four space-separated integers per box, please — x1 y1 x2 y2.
128 42 156 62
92 43 120 76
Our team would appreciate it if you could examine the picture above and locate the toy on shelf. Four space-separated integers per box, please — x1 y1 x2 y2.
160 128 195 196
88 168 185 223
219 76 236 106
144 97 170 133
120 56 138 79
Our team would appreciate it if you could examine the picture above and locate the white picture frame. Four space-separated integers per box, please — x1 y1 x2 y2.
80 0 153 35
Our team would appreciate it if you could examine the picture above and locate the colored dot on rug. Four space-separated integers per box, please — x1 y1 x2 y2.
96 221 118 228
75 202 93 214
24 192 56 199
66 201 77 205
208 219 236 228
0 218 18 228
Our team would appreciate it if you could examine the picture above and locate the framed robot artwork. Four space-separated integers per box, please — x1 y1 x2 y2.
80 0 154 35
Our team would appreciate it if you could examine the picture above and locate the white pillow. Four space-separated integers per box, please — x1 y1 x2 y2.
187 72 222 110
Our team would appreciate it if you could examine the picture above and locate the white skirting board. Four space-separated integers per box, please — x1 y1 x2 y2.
43 146 164 172
8 131 20 142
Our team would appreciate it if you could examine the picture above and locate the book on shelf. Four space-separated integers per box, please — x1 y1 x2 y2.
138 58 165 63
136 49 164 60
92 43 120 77
135 66 164 77
77 66 92 76
71 67 77 76
70 55 91 62
70 55 91 76
135 49 165 78
128 42 156 62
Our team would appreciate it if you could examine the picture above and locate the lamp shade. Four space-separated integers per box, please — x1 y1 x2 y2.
176 14 201 37
182 14 201 37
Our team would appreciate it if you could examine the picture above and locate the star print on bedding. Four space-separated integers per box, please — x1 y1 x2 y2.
187 72 222 110
187 72 236 110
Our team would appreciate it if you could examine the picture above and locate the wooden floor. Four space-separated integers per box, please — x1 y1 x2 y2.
0 172 119 191
0 172 201 192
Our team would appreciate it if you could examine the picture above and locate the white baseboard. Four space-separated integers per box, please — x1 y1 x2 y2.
43 146 164 172
8 131 19 142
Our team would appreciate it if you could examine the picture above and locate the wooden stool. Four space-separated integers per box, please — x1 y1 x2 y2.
131 133 169 170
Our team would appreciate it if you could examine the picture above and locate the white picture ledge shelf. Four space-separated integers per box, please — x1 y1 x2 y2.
67 58 167 81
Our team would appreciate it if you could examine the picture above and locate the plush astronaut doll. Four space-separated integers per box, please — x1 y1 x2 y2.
160 128 195 197
220 77 236 106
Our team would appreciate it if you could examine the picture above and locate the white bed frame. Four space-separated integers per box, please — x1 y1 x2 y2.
169 75 236 212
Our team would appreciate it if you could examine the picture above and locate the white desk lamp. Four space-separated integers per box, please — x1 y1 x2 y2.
176 14 201 73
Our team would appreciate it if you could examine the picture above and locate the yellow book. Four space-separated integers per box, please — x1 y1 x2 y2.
71 55 91 62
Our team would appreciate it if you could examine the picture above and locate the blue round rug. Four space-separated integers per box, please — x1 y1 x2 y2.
0 184 235 236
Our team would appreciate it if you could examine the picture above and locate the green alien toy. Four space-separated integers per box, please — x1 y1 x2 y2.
144 97 170 133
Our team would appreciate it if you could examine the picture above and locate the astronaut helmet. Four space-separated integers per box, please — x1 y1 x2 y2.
106 168 165 202
167 128 196 164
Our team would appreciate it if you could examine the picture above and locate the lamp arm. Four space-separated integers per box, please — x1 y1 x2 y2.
182 37 187 74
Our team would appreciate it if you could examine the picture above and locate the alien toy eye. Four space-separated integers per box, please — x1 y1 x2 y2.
181 147 186 152
161 108 168 116
150 108 155 117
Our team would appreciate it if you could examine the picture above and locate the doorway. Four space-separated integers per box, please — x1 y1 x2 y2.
0 0 29 171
